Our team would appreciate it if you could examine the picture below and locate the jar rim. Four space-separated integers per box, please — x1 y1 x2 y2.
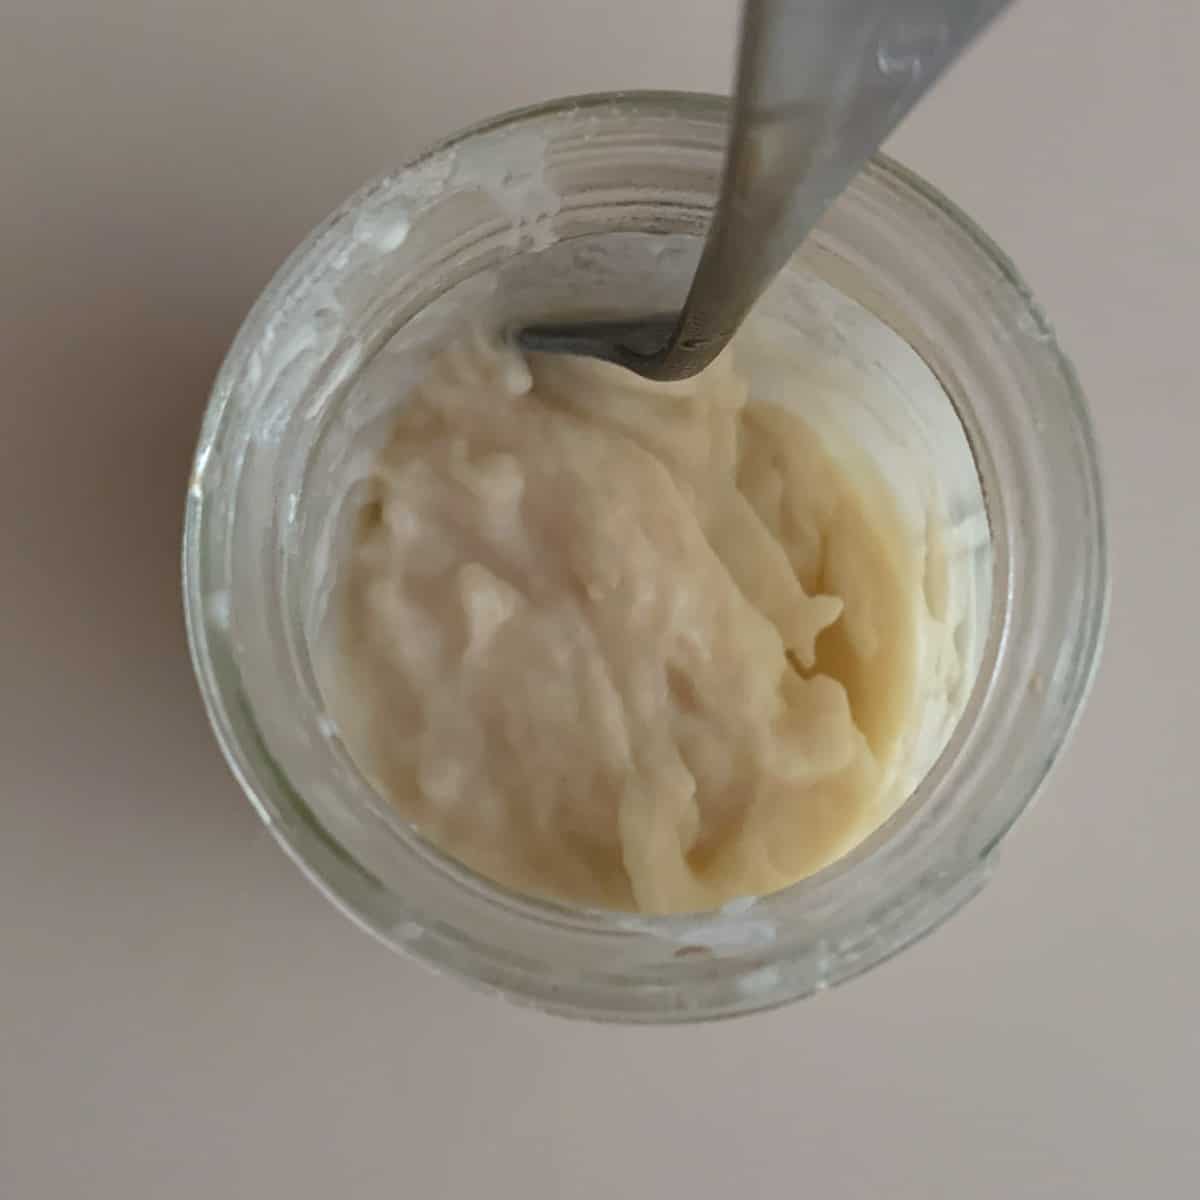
184 90 1108 1021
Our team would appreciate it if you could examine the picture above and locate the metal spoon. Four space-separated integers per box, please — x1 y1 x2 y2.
519 0 1012 381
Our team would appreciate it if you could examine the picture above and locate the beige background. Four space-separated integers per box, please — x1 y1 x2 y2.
3 1 1197 1195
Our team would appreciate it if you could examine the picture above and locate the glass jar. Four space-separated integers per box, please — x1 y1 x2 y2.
183 92 1107 1022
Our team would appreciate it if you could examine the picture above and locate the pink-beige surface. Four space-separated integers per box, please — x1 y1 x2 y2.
2 2 1195 1195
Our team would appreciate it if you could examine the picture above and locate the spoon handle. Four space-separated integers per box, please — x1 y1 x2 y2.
649 0 1013 380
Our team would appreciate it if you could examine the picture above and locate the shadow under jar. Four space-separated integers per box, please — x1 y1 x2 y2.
184 92 1107 1022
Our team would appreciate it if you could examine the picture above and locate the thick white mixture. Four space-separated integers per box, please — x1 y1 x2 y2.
319 327 963 914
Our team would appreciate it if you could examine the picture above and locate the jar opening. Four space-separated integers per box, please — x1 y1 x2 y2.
185 92 1106 1020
